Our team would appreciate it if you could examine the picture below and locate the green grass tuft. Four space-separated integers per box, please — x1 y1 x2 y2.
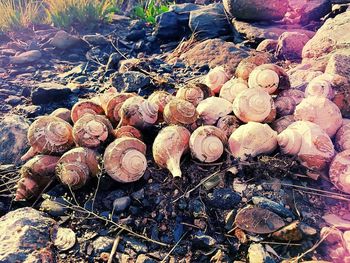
133 0 170 24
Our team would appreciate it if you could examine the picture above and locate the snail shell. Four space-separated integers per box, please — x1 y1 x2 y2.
71 100 104 123
119 96 159 129
176 83 212 106
216 115 241 138
305 73 335 100
15 155 60 200
153 125 191 178
21 116 74 161
114 126 142 140
197 97 232 125
102 93 136 124
190 126 227 163
271 115 295 134
56 147 100 189
72 113 113 148
294 97 342 137
278 89 305 105
233 88 276 123
50 108 72 123
219 78 249 103
104 137 147 183
248 64 290 94
277 121 335 171
148 91 174 113
274 96 296 117
329 150 350 194
205 66 229 94
229 122 278 160
335 122 350 152
163 98 198 125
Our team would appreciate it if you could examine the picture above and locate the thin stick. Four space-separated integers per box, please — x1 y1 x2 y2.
277 183 350 198
108 230 123 263
260 241 302 246
161 231 188 263
296 189 350 202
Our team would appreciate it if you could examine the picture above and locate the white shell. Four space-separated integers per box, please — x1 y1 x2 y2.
248 67 279 94
294 97 342 137
197 97 232 125
219 78 248 103
228 122 277 160
305 73 335 100
52 227 76 251
204 66 229 94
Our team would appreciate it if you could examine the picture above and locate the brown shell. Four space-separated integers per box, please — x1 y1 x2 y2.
335 123 350 152
148 91 174 113
216 115 240 138
104 137 147 183
15 155 60 200
102 93 136 124
176 83 212 106
235 54 273 81
56 147 100 189
114 126 142 140
329 150 350 194
50 108 72 123
163 98 198 125
73 114 113 148
71 100 104 123
271 115 295 134
275 96 296 117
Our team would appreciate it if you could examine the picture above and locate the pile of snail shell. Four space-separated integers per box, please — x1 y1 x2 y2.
16 64 350 201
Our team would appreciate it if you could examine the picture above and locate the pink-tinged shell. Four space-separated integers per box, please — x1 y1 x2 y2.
229 122 277 160
335 123 350 152
119 96 159 129
219 78 249 103
278 89 305 105
50 108 72 123
176 83 212 106
189 126 227 163
104 137 147 183
71 100 104 123
56 147 100 189
163 98 198 125
15 155 60 200
102 93 136 125
274 96 296 117
305 74 335 100
153 125 191 178
329 150 350 194
216 115 241 138
72 113 113 148
204 66 229 94
148 91 174 113
197 97 232 125
294 97 342 137
233 88 276 123
277 121 335 171
114 126 142 140
248 64 290 94
21 116 74 161
271 115 295 134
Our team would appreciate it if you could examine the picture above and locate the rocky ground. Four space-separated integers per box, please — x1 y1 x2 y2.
0 0 350 262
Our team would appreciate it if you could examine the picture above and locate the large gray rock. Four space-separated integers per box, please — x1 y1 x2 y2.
0 208 56 262
289 0 332 25
31 82 72 105
110 71 150 92
189 3 231 40
9 50 42 65
0 115 29 164
275 32 310 60
154 12 180 40
223 0 288 21
287 64 323 89
49 30 83 50
325 53 350 81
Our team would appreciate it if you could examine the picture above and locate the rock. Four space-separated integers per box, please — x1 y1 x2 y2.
106 53 122 71
272 221 303 241
125 29 146 41
110 71 150 92
325 53 350 81
0 115 29 164
92 236 114 254
9 50 42 65
83 34 109 46
136 254 156 263
169 3 200 13
103 190 126 209
189 3 231 40
252 196 294 219
123 236 148 253
206 188 241 210
31 82 72 105
289 0 331 25
0 208 56 262
49 30 82 50
248 243 273 263
19 105 42 117
112 196 131 213
256 39 278 53
223 0 288 21
154 12 181 40
287 66 323 89
193 231 217 249
5 95 22 106
275 32 310 60
323 213 350 230
302 11 350 71
179 38 249 74
40 198 69 217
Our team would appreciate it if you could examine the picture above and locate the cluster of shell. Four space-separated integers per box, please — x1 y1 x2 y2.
16 63 350 201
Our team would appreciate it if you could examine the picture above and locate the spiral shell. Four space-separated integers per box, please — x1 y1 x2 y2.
119 96 159 129
190 126 227 163
148 91 175 113
163 98 198 125
219 78 249 103
71 100 104 123
176 83 212 106
153 125 191 178
15 155 60 200
233 88 276 123
205 66 229 94
271 115 295 134
229 122 278 160
216 115 241 138
335 122 350 152
329 150 350 194
104 137 147 183
21 116 74 161
278 89 305 105
73 114 113 148
197 97 232 125
114 126 142 140
294 97 342 137
52 227 76 251
102 93 136 124
56 147 100 189
277 121 335 171
50 108 72 123
305 73 335 100
248 64 290 94
275 96 296 117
